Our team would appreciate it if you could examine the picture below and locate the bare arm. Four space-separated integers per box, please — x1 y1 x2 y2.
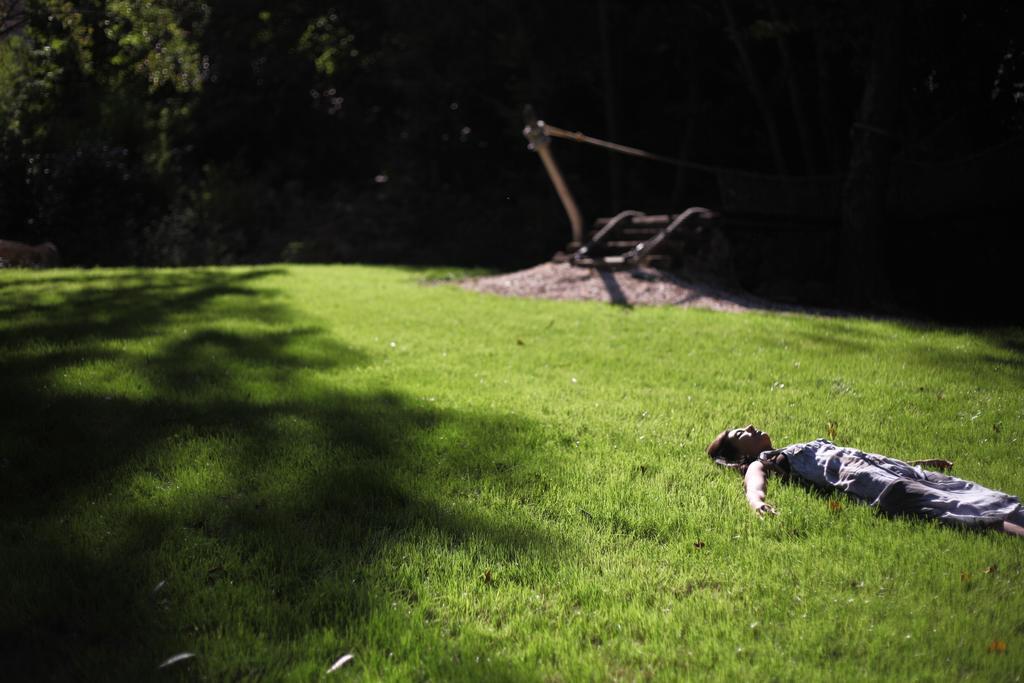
744 461 777 516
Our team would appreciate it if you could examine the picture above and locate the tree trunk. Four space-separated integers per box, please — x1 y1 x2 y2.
720 0 789 175
840 1 902 308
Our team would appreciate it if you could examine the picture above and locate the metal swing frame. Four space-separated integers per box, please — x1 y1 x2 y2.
522 106 716 270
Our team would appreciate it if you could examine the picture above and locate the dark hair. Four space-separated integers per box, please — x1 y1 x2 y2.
707 429 754 471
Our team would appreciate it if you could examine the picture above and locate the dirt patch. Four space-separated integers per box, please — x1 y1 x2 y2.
460 261 840 315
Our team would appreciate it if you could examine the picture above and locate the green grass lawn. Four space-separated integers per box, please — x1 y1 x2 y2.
2 264 1023 681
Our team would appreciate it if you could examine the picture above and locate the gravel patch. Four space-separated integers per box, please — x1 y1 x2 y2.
460 261 837 315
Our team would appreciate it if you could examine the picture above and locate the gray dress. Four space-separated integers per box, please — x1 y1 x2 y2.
761 439 1023 529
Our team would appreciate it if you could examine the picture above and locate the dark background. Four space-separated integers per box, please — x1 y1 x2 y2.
1 0 1021 322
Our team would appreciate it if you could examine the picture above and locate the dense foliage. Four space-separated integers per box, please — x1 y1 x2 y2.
1 1 1022 315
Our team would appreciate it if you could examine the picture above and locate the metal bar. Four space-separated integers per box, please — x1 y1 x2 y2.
571 209 643 266
543 124 719 173
627 206 716 262
573 207 716 269
523 109 585 246
595 214 673 227
535 145 584 246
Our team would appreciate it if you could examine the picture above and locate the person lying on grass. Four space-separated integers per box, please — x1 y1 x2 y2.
707 425 1024 537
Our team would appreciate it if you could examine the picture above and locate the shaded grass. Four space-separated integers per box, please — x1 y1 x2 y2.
1 264 1023 681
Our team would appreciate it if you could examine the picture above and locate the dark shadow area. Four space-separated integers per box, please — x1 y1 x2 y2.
977 328 1024 365
0 269 566 680
750 316 1024 389
916 326 1024 382
885 212 1023 325
597 269 632 308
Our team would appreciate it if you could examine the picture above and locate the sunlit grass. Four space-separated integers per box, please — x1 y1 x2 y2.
2 264 1022 681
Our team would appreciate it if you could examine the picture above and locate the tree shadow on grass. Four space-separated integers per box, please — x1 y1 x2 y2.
0 268 566 680
749 316 1024 385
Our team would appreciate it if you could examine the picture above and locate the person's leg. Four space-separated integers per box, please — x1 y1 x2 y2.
1002 507 1024 537
880 481 1024 535
876 480 931 518
1002 520 1024 537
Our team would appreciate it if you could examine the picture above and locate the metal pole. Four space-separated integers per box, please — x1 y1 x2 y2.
543 124 719 173
523 107 584 247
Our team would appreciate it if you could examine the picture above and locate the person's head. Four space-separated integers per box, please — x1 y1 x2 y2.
706 425 773 470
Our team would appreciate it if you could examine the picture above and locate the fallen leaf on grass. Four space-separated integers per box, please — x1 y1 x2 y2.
983 565 997 574
158 652 196 669
327 653 355 673
693 540 705 549
482 570 494 585
987 640 1007 654
828 500 843 512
